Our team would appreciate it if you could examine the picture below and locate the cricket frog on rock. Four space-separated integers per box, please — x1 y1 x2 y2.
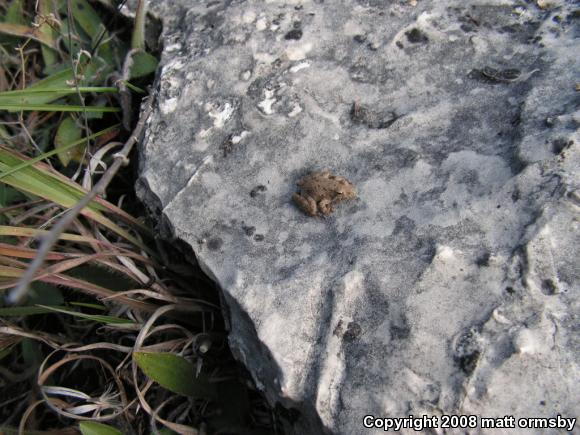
292 171 356 217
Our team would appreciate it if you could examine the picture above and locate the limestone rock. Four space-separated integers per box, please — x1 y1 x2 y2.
138 0 580 433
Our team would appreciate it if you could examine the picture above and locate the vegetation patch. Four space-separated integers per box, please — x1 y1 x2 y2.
0 1 282 433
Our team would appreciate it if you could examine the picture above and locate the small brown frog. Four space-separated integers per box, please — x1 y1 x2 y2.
293 171 356 217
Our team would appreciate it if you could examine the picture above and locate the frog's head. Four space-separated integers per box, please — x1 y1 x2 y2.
336 180 356 199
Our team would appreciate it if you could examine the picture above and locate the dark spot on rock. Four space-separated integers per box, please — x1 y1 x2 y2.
476 252 490 267
511 189 520 202
417 238 437 263
333 320 344 337
499 24 517 34
501 69 521 80
343 322 362 342
552 15 562 24
541 279 558 295
351 102 402 129
250 185 267 197
254 234 265 242
454 328 481 375
392 216 416 236
242 225 256 236
505 286 515 294
469 67 521 84
460 13 480 27
349 64 374 83
272 58 283 69
207 237 223 251
419 185 446 202
540 400 546 406
460 24 475 33
247 77 266 99
405 28 429 44
552 138 572 155
396 41 404 49
566 190 580 207
353 34 367 43
390 322 410 340
285 29 303 40
294 4 303 10
457 350 480 375
202 11 223 30
221 135 235 157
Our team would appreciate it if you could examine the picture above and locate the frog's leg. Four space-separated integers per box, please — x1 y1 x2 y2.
318 198 333 216
293 193 318 216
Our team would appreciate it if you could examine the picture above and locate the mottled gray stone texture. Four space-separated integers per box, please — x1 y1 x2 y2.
138 0 579 433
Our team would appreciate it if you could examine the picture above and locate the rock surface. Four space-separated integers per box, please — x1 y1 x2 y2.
138 0 579 433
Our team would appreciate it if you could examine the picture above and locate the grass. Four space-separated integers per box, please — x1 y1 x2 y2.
0 1 283 434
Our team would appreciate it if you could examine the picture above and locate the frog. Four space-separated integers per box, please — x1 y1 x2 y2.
292 171 357 217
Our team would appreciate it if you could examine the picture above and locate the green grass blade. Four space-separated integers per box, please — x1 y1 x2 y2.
38 1 59 68
36 305 138 326
0 22 59 49
5 0 26 25
122 81 146 94
0 69 115 107
0 104 120 112
69 0 114 65
131 0 146 50
0 147 153 251
0 124 120 180
79 422 123 435
133 351 218 398
69 301 106 311
28 68 73 89
0 145 148 227
55 116 84 166
0 87 117 97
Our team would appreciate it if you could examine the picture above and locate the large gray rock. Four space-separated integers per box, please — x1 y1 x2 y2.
138 0 579 433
